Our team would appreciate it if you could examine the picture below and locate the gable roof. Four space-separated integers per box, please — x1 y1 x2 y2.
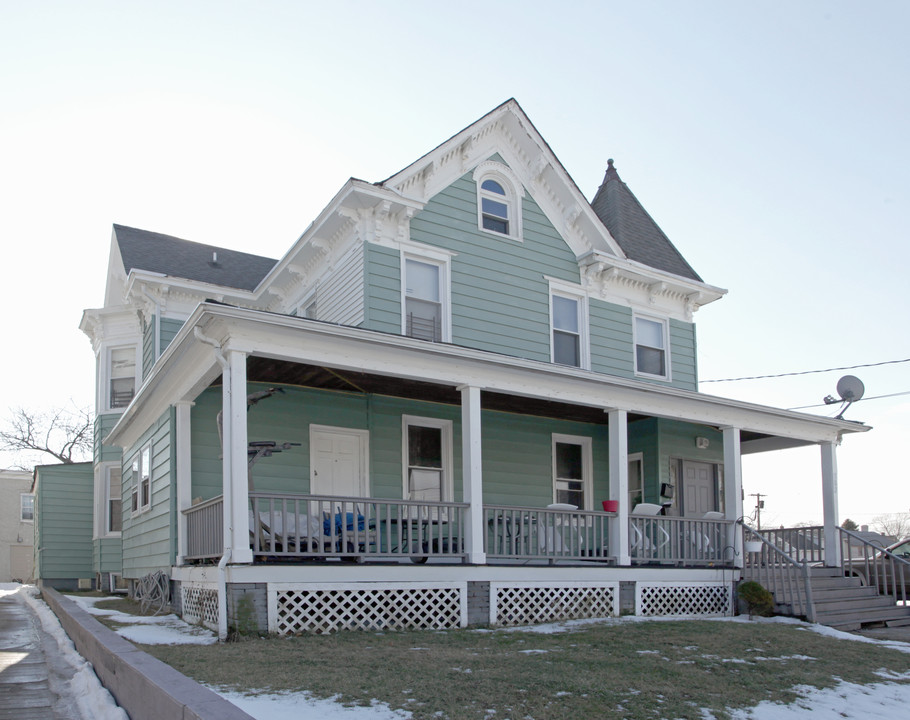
114 224 277 292
590 160 702 282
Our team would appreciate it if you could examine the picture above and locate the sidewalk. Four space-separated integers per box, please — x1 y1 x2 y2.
0 585 78 719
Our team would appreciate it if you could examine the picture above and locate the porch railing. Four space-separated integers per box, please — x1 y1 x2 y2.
484 505 612 562
249 492 468 562
629 515 733 565
758 526 824 564
840 527 910 604
742 526 815 622
183 495 224 561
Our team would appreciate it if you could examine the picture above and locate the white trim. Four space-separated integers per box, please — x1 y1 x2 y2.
551 433 593 510
97 462 122 537
402 415 454 502
400 248 451 343
548 280 590 370
489 581 619 625
103 344 139 412
133 442 152 515
628 452 644 508
633 313 671 381
19 493 34 523
472 160 524 241
309 424 371 497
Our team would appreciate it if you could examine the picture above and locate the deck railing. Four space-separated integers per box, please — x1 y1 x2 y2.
248 492 468 562
757 526 825 564
629 515 733 565
840 527 910 604
742 526 815 622
183 495 224 560
484 505 613 562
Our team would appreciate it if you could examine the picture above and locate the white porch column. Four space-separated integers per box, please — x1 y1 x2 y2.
459 384 486 565
821 441 841 568
722 427 744 568
175 400 194 565
608 409 630 566
223 349 253 564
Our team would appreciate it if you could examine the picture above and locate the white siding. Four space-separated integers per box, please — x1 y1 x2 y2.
319 242 365 327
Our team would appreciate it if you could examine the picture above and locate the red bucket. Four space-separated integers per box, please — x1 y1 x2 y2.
602 500 619 513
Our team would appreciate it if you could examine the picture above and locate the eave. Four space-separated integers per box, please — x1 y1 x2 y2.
107 303 869 452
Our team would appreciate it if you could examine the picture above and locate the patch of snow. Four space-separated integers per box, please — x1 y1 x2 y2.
518 649 547 654
214 689 413 719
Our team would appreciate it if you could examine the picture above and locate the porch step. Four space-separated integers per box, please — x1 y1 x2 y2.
821 605 910 632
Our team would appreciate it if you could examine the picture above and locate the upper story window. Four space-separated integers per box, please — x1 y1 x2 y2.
473 161 523 241
299 294 317 320
20 493 34 522
402 248 451 343
108 346 136 410
634 315 670 380
549 283 589 369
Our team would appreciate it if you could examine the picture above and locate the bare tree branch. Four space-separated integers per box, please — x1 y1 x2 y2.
872 513 910 542
0 404 93 468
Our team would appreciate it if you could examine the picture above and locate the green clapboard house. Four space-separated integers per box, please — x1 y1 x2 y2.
75 100 867 636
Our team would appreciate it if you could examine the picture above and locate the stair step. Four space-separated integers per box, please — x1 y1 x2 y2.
815 606 910 626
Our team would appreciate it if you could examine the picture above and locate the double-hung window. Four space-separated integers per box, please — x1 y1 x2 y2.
403 416 453 503
480 180 510 234
132 443 152 514
552 434 592 510
634 316 669 379
20 493 34 522
402 249 451 343
106 466 122 533
473 161 523 241
550 285 588 369
109 347 136 409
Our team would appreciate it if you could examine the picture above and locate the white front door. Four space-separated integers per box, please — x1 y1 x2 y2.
310 426 368 497
681 460 717 517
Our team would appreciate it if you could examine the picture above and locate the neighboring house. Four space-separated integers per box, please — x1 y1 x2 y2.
75 99 868 637
32 463 94 590
0 469 35 583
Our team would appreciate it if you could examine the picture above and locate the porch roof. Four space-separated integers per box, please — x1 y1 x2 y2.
106 302 870 451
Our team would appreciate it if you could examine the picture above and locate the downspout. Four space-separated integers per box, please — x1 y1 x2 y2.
194 327 232 641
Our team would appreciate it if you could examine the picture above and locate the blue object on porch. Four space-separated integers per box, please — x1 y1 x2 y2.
324 512 366 535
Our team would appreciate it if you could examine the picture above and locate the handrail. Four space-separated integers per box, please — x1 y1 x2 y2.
839 527 910 604
484 504 612 562
628 515 733 565
743 525 815 623
758 525 824 564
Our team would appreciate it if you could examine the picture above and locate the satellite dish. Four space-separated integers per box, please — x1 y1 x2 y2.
836 375 865 402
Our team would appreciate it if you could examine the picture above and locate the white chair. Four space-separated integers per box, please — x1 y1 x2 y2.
539 503 579 553
630 503 670 558
697 511 726 558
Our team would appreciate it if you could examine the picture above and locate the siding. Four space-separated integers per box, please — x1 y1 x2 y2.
160 317 184 354
142 316 155 381
669 319 697 390
363 242 401 334
33 463 94 581
590 300 634 377
93 537 122 574
94 414 122 464
319 242 365 326
121 410 175 578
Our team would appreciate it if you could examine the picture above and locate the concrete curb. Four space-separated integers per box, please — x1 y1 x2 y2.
40 585 255 720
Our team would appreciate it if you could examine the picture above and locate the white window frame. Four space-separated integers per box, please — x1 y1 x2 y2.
551 434 593 510
132 443 152 515
104 464 123 536
628 452 644 509
633 313 671 381
472 161 523 241
20 493 34 523
299 292 317 320
104 344 138 412
548 281 590 370
400 246 452 343
402 415 454 503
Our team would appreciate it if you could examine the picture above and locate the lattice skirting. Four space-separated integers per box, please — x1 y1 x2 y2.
490 582 619 626
180 582 219 631
268 582 467 635
635 582 732 617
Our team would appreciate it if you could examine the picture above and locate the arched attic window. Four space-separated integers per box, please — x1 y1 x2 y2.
473 162 523 240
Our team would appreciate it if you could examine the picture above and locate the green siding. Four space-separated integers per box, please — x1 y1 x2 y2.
590 300 635 377
93 537 122 574
142 316 155 381
33 463 93 581
669 319 698 390
363 243 401 334
94 413 123 463
121 411 175 579
160 317 184 354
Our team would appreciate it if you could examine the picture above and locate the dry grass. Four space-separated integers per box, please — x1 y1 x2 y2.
132 618 910 719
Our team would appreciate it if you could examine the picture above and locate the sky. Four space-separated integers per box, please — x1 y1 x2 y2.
0 1 907 528
9 583 910 720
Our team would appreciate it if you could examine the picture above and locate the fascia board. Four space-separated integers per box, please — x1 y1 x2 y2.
125 270 259 304
251 180 425 295
112 303 868 450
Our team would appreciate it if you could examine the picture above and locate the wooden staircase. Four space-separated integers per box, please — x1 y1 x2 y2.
771 567 910 631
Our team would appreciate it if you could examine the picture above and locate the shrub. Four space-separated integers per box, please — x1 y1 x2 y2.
737 580 774 617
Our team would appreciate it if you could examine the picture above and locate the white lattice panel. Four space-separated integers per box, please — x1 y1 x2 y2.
636 582 732 617
491 582 619 627
181 582 219 630
268 582 467 635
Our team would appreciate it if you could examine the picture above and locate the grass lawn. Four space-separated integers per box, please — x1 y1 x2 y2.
94 598 910 719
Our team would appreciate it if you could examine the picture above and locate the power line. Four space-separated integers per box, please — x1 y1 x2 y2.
701 357 910 384
787 390 910 411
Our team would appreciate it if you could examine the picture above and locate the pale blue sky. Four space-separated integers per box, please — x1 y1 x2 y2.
1 1 907 527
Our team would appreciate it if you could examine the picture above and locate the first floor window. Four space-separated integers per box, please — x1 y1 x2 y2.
106 467 122 533
20 493 34 522
635 316 668 378
404 416 452 503
132 443 152 514
552 435 592 509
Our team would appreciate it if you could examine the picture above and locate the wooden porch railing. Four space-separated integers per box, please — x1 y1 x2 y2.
742 526 815 622
629 515 733 565
758 526 825 564
484 505 613 562
840 527 910 604
183 495 224 560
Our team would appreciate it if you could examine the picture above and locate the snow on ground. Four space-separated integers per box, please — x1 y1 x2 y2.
10 584 910 720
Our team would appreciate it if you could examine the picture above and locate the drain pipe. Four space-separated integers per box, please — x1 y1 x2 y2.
194 327 232 641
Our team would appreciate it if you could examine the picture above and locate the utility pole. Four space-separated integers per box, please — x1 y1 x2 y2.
749 493 766 530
